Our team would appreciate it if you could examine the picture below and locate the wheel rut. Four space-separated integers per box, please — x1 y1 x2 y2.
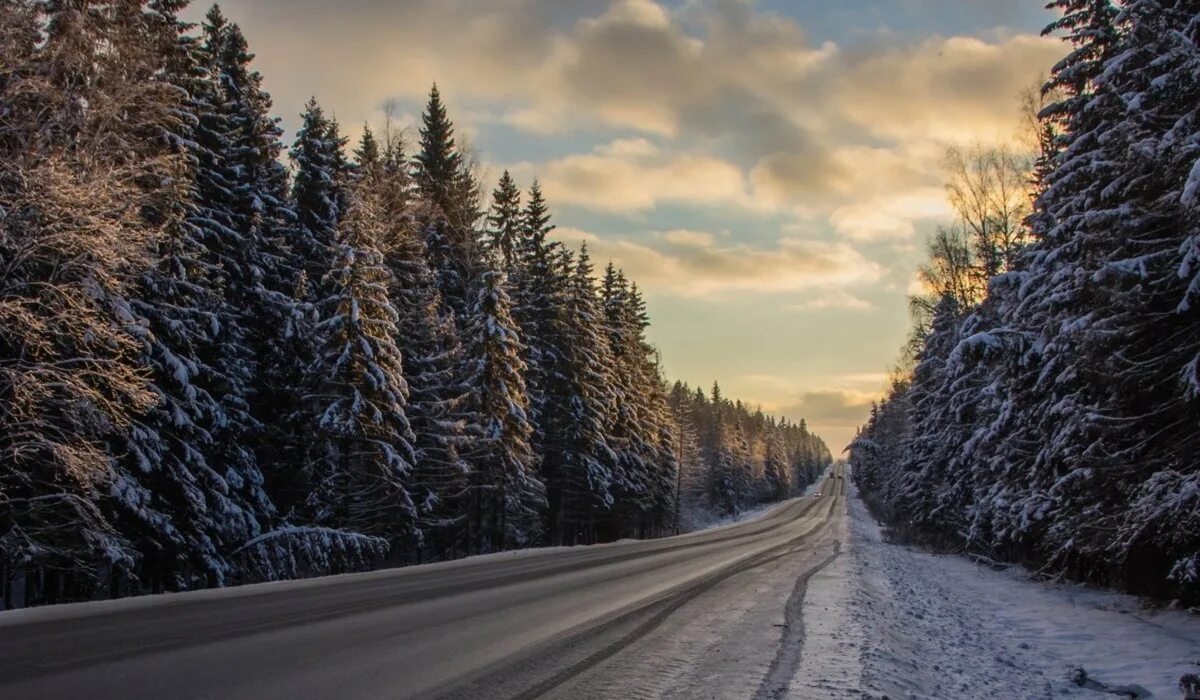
752 540 843 700
495 488 845 700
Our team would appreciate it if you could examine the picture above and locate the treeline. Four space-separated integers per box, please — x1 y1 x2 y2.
0 1 828 608
850 0 1200 603
669 382 831 529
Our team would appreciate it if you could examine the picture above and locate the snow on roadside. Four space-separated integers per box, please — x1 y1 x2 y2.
792 486 1200 699
683 468 833 534
681 501 780 534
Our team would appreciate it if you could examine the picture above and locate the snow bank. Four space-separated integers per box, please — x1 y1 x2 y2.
798 487 1200 698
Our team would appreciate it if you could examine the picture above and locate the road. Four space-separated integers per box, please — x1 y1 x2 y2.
0 465 848 700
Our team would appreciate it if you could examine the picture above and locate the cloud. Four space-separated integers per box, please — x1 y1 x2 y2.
781 390 877 427
555 227 883 298
829 187 952 242
514 139 755 213
830 33 1065 144
783 291 875 312
209 0 1062 230
658 229 718 248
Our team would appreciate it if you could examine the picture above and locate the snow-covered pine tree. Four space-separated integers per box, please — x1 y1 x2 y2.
411 84 483 319
1041 0 1121 131
627 284 679 533
601 272 676 536
413 84 461 221
187 6 301 573
705 392 740 518
304 194 418 548
547 246 620 544
509 180 563 418
852 0 1200 602
461 270 545 552
666 382 706 532
356 127 471 559
111 0 281 592
763 427 790 503
290 98 351 299
507 180 576 539
1057 0 1200 596
0 0 169 604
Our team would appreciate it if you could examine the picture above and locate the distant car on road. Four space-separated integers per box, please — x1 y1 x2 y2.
814 491 822 497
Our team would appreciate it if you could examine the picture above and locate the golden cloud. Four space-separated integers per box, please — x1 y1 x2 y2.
555 227 883 298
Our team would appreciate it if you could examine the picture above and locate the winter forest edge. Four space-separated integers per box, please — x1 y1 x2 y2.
0 1 833 609
850 0 1200 605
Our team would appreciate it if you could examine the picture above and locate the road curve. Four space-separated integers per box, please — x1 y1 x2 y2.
0 465 846 700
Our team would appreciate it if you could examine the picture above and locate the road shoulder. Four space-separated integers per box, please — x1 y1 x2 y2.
790 486 1200 699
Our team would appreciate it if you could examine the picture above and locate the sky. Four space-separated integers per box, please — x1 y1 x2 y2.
187 0 1065 452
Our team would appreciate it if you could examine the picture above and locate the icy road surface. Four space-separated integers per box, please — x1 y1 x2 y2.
2 463 1196 699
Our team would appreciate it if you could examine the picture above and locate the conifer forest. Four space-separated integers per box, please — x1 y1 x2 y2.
0 0 831 608
850 0 1200 604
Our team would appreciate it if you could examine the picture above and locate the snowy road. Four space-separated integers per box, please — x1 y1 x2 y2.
0 468 848 700
5 463 1196 699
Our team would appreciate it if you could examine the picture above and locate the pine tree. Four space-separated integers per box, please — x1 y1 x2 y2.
486 170 522 268
1041 0 1121 129
0 0 172 602
304 195 418 545
291 98 350 298
548 247 619 544
462 270 545 552
116 14 245 589
763 429 790 502
413 84 462 220
360 128 470 558
411 85 483 319
189 6 296 571
510 181 564 412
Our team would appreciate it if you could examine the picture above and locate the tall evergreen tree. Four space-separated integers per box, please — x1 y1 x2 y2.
544 247 619 544
0 0 172 602
359 128 470 557
411 85 483 319
115 2 274 589
304 196 418 544
290 98 350 299
486 170 522 268
462 270 545 552
413 84 461 220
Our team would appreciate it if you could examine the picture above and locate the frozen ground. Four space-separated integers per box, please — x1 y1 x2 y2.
787 487 1200 699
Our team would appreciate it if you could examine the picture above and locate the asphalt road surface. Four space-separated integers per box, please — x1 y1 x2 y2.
0 465 847 699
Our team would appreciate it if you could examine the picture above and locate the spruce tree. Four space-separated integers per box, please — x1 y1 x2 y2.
413 84 461 219
305 195 418 544
462 270 545 551
411 84 483 319
547 246 619 544
360 128 470 558
486 170 522 268
290 98 351 299
0 0 173 601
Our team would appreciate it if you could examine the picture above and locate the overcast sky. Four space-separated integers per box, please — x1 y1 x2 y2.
189 0 1064 451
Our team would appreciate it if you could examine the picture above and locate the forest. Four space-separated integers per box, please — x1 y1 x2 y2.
850 0 1200 603
0 0 831 608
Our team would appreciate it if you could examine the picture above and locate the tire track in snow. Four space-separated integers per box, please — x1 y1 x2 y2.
752 541 842 700
501 486 845 700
